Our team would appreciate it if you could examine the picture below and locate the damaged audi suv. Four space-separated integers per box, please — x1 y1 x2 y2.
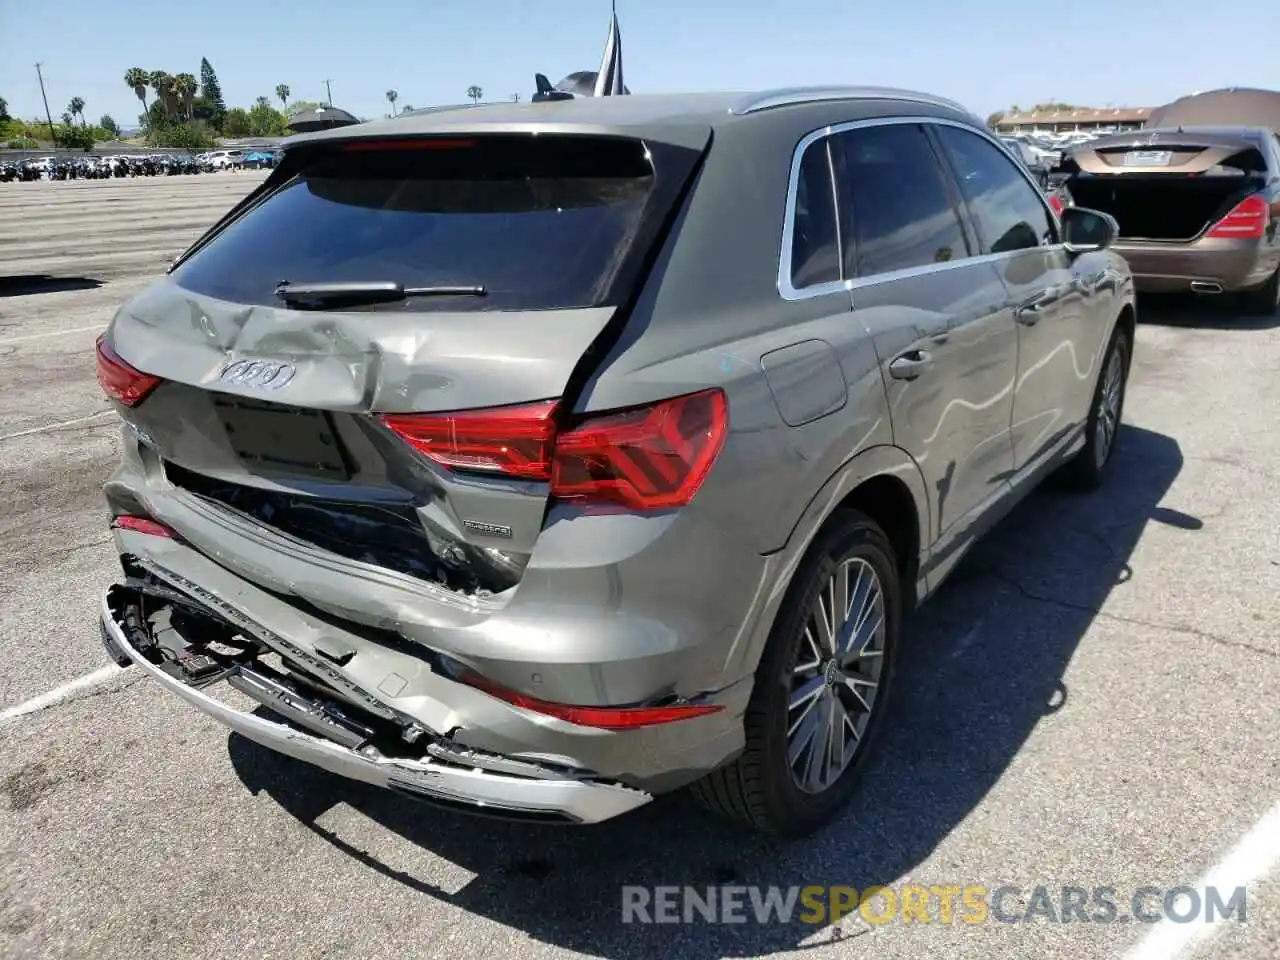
97 88 1135 837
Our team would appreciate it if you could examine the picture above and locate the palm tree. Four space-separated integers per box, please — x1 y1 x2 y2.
275 84 291 109
172 74 197 121
124 68 149 114
149 71 173 121
466 85 483 104
254 96 272 111
386 89 398 115
61 111 73 127
0 95 8 119
68 97 86 127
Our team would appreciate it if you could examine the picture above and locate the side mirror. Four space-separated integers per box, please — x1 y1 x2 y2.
1061 206 1118 254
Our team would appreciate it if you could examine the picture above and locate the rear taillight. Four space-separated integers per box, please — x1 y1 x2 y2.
379 388 728 511
379 401 558 480
1048 193 1065 215
96 335 162 407
110 515 177 538
551 389 728 510
1207 194 1269 239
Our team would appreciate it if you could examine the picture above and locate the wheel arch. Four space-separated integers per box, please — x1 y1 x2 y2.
724 444 931 681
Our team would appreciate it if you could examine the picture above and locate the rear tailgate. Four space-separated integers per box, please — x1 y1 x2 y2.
103 130 707 596
1063 132 1268 241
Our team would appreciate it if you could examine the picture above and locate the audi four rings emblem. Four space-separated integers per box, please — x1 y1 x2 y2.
217 358 296 391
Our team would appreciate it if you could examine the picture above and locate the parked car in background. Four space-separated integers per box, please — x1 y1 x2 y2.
1059 126 1280 313
1001 135 1070 214
96 87 1135 837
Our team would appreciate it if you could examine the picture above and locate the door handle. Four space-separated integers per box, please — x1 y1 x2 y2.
1014 293 1054 326
888 350 932 380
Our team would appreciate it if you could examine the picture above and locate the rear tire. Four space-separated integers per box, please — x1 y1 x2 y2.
1060 322 1131 490
691 510 901 838
1239 266 1280 316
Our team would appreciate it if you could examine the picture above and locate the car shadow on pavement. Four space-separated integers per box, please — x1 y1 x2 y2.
0 274 104 297
228 424 1188 959
1138 293 1280 331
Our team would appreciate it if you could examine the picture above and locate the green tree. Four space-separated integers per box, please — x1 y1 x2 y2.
986 112 1004 130
466 85 482 104
147 121 216 149
200 58 227 129
222 107 252 137
276 84 291 108
99 114 120 138
172 73 198 121
0 96 9 120
150 72 175 121
399 103 413 112
124 68 149 114
55 123 95 150
386 89 398 115
67 97 86 126
248 98 286 137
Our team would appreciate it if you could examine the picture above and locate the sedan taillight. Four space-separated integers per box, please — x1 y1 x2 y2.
1206 194 1269 239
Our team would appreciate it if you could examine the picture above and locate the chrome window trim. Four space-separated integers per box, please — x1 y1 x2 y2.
778 115 1064 302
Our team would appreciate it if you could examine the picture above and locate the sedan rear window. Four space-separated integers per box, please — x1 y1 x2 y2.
171 135 661 311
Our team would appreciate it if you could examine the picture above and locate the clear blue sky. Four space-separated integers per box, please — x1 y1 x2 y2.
2 0 1278 126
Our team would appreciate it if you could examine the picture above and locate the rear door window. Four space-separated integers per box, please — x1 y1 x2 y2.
934 125 1056 254
789 138 842 289
171 135 682 312
831 123 971 277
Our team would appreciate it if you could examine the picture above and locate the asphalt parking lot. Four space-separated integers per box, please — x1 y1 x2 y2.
1 173 1278 960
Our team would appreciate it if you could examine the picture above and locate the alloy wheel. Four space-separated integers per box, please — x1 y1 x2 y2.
787 556 886 794
1094 347 1124 469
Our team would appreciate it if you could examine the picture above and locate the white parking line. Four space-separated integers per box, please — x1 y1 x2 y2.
1124 800 1280 960
0 664 124 723
0 323 104 346
0 411 115 442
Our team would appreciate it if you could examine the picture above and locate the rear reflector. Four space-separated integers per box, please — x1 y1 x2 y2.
1207 193 1269 239
110 515 177 538
455 669 723 729
380 388 728 511
96 335 162 407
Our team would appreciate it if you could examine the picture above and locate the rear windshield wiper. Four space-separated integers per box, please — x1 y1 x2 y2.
274 280 487 307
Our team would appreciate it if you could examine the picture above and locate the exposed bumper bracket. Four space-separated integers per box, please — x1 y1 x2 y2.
101 586 652 824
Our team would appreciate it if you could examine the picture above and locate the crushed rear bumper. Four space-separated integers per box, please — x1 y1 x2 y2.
101 586 652 824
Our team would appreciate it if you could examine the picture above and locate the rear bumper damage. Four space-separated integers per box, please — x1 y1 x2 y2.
101 583 653 824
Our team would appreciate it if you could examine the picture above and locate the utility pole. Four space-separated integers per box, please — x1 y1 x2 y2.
323 79 333 107
34 62 56 146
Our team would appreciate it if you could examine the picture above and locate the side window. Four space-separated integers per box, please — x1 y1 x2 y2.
934 125 1056 254
831 124 970 278
789 138 842 290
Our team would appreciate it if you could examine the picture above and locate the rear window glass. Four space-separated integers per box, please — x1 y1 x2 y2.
171 135 658 311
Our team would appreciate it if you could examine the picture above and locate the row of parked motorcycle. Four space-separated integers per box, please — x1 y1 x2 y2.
0 152 257 183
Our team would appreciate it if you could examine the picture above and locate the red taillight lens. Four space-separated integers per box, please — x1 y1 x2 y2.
455 669 723 729
1049 193 1065 215
110 515 177 538
96 335 162 407
1207 194 1269 239
378 400 558 480
551 389 728 510
380 388 729 511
